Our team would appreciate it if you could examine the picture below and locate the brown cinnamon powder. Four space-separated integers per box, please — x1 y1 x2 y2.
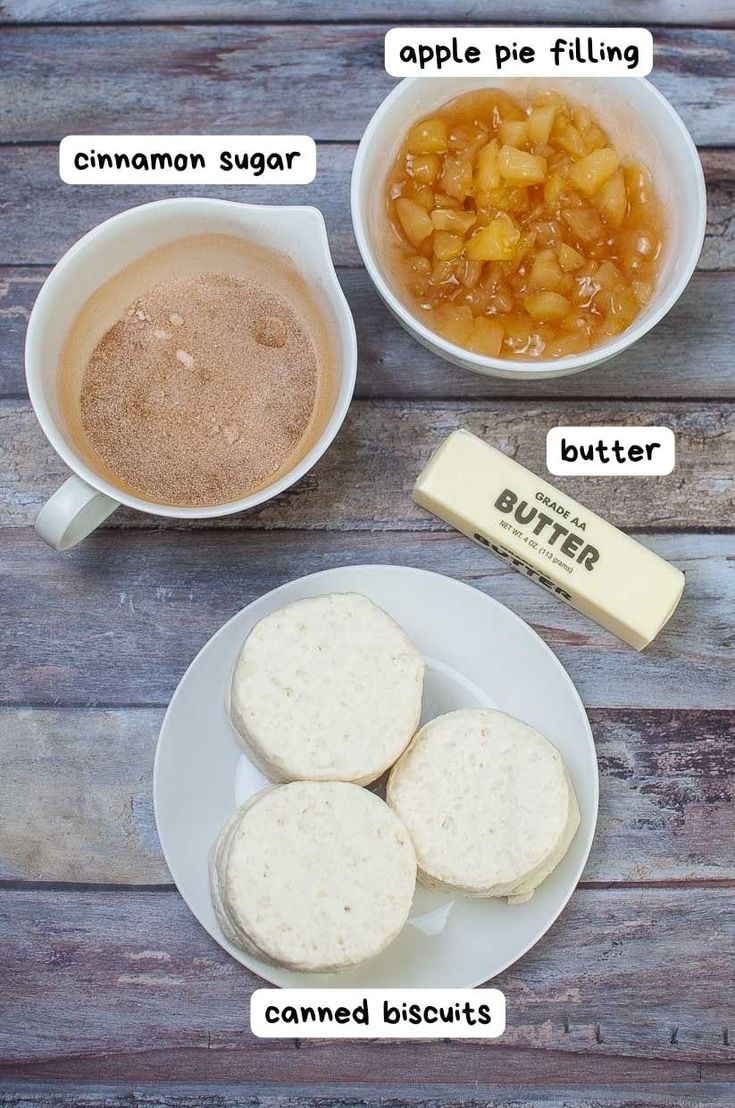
79 272 318 506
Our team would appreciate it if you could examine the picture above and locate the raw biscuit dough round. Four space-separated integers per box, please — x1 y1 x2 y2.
387 709 580 901
229 592 425 784
209 781 417 971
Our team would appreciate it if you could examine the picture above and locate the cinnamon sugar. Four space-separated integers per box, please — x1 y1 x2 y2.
79 272 319 506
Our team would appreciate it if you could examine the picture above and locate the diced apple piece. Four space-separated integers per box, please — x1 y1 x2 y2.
558 243 585 271
466 317 504 357
610 285 641 324
617 223 659 272
562 206 604 244
583 123 607 152
444 88 524 124
568 148 620 196
475 186 531 214
597 169 627 227
448 123 489 159
474 187 509 212
488 286 514 314
595 260 623 290
407 255 431 296
408 254 432 274
433 231 465 261
527 105 557 145
405 182 434 210
513 230 536 265
572 269 600 307
548 148 573 173
524 290 571 321
432 193 461 210
499 120 530 148
433 304 474 345
599 314 625 338
530 219 562 248
498 145 547 186
593 286 614 313
505 186 533 212
544 172 567 210
544 331 589 357
600 287 640 335
395 197 433 246
572 105 592 132
482 262 502 289
527 250 565 292
625 163 654 206
464 285 492 313
466 213 521 261
430 259 456 286
406 118 448 154
475 140 500 191
560 310 592 334
456 258 483 288
554 119 587 158
502 312 533 352
411 154 441 185
533 89 565 110
632 279 654 305
430 208 476 234
440 155 473 200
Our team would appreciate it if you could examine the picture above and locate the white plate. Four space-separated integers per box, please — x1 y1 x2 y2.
154 565 598 988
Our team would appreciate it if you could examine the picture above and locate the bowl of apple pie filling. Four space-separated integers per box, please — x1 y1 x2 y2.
351 76 705 379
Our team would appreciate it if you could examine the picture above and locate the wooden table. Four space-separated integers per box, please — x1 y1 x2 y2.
0 4 733 1106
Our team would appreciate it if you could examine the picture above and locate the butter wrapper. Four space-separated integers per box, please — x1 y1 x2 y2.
413 429 684 650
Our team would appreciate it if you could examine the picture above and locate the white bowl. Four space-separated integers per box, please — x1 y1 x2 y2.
351 76 706 380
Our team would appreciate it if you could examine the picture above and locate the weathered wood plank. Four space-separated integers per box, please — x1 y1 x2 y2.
0 146 731 270
1 707 731 885
1 1080 734 1108
0 708 163 884
2 400 732 530
2 1 734 26
704 1063 735 1081
0 530 731 710
0 144 355 269
3 269 735 401
0 27 732 145
0 1065 725 1097
0 886 732 1065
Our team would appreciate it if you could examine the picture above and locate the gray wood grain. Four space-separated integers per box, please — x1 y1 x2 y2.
0 886 732 1066
0 707 163 884
0 146 730 270
0 1059 724 1093
3 269 735 401
0 530 731 711
0 707 731 885
1 1080 734 1108
2 1 734 25
2 400 732 530
0 27 733 145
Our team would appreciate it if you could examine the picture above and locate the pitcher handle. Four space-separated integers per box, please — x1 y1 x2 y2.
35 475 119 551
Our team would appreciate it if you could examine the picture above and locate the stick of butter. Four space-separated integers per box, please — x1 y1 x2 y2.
413 429 684 650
